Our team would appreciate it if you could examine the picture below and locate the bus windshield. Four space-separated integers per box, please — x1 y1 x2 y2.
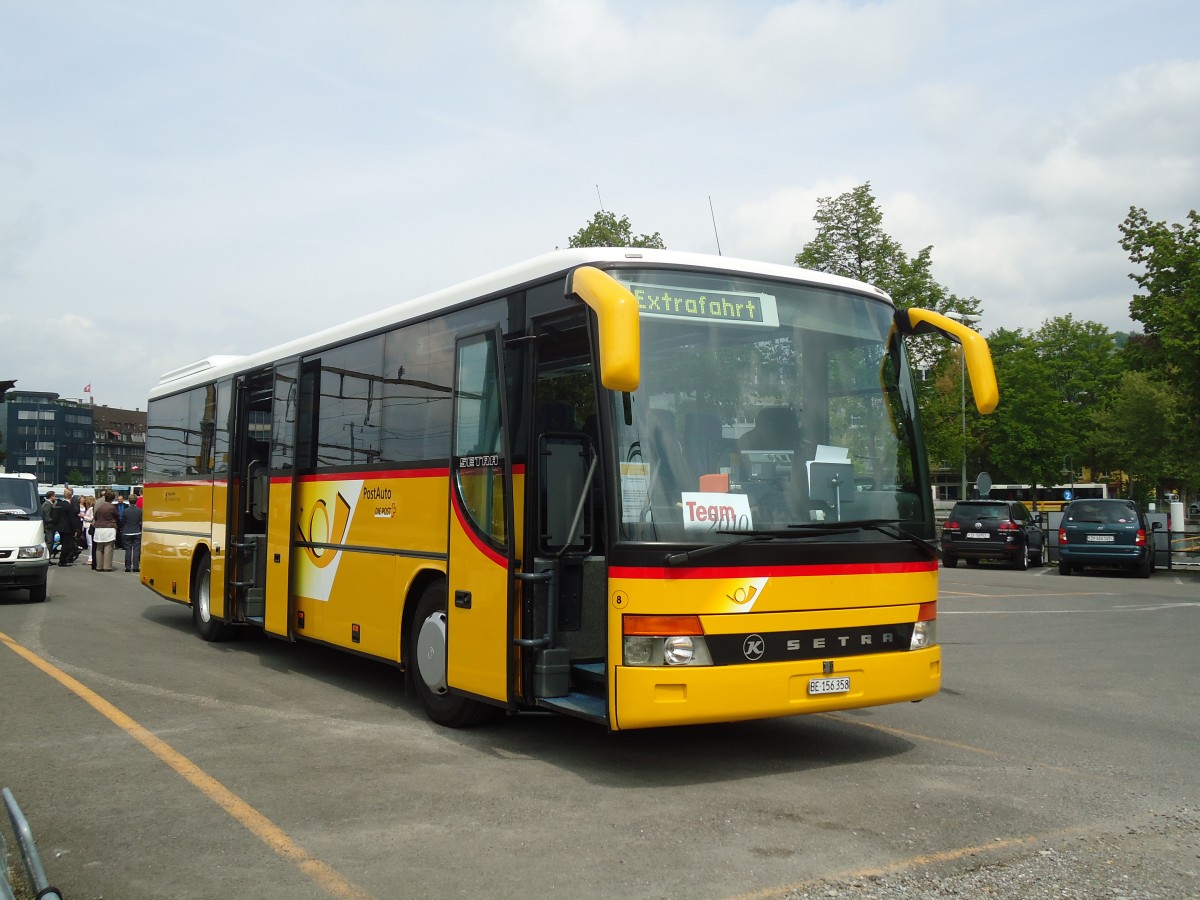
609 268 929 544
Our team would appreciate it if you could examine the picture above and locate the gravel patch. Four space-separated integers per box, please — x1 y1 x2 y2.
779 808 1200 899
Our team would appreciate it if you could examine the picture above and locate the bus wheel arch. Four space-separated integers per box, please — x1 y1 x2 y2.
406 576 498 728
192 548 230 641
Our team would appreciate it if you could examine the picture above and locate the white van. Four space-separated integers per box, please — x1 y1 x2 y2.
0 472 50 602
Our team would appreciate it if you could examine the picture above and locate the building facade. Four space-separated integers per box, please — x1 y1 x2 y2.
0 390 145 488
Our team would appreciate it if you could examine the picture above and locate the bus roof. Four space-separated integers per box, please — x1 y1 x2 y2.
149 247 891 400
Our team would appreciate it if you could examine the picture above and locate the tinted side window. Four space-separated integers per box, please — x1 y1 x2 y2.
382 320 454 463
146 386 209 481
312 334 385 468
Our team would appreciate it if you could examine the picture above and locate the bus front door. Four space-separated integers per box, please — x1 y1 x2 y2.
445 329 515 705
228 365 296 637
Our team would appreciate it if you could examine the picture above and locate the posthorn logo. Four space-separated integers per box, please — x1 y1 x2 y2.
742 634 765 661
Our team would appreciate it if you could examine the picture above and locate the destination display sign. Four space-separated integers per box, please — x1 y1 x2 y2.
628 282 779 328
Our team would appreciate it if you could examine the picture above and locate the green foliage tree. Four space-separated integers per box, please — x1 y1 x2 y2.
1090 371 1185 503
1118 206 1200 467
568 210 665 249
794 182 982 472
976 317 1119 490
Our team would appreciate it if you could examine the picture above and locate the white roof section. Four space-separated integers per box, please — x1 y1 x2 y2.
149 247 889 400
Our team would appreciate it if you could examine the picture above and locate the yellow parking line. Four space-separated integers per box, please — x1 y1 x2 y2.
0 629 376 900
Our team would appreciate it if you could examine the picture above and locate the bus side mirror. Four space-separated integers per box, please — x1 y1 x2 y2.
895 308 999 414
566 266 641 392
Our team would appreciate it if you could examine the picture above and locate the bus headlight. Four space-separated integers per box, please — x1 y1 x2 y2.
622 615 714 666
663 636 695 666
624 637 655 666
910 619 936 650
622 636 714 666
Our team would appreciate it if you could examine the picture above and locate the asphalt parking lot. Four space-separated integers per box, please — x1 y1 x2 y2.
2 561 1199 899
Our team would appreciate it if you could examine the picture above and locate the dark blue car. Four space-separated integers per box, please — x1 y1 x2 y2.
1058 498 1157 578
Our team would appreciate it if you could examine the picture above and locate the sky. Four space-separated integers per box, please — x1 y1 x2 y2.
2 0 1198 411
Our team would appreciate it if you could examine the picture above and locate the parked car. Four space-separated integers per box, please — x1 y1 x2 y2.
940 499 1046 570
1058 498 1158 578
0 472 50 602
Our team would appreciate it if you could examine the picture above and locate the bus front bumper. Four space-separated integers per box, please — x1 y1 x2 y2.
612 646 941 730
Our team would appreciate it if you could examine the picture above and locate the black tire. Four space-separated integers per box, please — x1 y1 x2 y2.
965 558 980 568
193 554 230 641
1014 544 1029 571
1137 553 1153 579
1058 559 1072 576
28 578 47 603
409 581 498 728
1030 541 1047 567
942 553 958 569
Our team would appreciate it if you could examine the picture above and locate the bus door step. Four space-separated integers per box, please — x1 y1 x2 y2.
571 662 605 688
535 692 607 723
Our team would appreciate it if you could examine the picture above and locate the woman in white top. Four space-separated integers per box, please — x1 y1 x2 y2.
80 496 95 564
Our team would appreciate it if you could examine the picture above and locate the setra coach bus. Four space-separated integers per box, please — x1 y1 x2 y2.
141 248 998 730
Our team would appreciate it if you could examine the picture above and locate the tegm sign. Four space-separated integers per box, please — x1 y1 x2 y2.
680 492 754 532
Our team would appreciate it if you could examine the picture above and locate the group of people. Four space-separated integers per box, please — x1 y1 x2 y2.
40 487 143 573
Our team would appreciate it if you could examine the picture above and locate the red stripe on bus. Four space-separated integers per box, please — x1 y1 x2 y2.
609 560 936 580
451 492 508 568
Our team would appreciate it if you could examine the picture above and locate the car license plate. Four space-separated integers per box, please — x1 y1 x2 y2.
1087 534 1115 542
808 676 851 696
966 532 990 539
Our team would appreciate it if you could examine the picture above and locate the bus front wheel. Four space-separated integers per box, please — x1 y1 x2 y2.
409 581 497 728
193 555 229 641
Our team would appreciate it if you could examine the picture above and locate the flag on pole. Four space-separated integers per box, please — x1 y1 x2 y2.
84 384 92 393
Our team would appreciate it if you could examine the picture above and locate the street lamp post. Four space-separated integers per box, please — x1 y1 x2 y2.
947 313 980 500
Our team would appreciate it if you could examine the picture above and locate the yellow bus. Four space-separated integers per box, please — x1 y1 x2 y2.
141 248 997 730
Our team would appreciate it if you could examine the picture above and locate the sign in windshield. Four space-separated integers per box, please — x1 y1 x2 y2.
629 283 779 328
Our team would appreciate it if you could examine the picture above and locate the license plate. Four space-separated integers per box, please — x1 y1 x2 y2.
1087 534 1115 542
966 532 990 539
808 676 851 695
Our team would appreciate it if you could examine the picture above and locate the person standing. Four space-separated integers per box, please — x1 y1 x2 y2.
41 490 58 555
80 496 95 565
63 487 82 563
53 493 77 566
122 499 142 572
92 490 120 572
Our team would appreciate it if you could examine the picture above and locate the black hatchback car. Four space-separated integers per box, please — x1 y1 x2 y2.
941 500 1046 570
1058 498 1157 577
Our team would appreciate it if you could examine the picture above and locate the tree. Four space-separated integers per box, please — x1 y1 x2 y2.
568 210 665 249
975 317 1119 490
1118 206 1200 453
1090 371 1186 502
795 183 982 472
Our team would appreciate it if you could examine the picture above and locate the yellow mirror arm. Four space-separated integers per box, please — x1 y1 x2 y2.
898 309 999 414
566 266 641 392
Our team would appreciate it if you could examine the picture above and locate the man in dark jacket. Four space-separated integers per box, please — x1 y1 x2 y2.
53 495 77 566
121 500 143 572
41 490 57 553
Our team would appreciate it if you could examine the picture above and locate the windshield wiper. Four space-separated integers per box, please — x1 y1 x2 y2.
852 519 940 560
664 519 938 566
664 533 773 566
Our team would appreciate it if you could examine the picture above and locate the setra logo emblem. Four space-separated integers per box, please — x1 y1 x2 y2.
742 634 765 661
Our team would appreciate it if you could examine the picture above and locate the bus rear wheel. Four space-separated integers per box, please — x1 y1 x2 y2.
409 581 497 728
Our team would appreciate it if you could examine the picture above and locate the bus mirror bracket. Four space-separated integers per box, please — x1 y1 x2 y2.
895 308 999 414
566 266 641 392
